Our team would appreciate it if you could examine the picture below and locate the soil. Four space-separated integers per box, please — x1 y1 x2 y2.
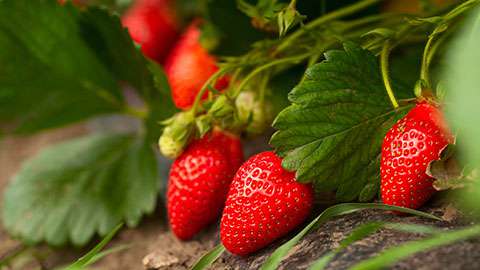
1 126 479 270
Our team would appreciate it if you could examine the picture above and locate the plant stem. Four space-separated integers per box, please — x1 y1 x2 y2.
233 53 312 98
380 41 399 109
420 0 480 89
124 105 148 119
343 12 406 30
276 0 384 53
420 35 435 88
191 67 230 114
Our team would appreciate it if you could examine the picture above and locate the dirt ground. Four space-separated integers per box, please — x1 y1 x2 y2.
1 126 480 270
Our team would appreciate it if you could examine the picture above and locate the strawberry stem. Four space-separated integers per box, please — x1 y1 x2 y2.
421 0 480 90
276 0 384 53
233 53 312 98
124 105 148 119
380 41 399 109
420 35 435 89
191 67 230 114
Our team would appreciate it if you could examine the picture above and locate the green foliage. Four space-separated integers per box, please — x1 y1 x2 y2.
237 0 307 36
445 5 480 211
277 0 306 37
2 133 159 246
237 0 285 32
144 62 178 143
61 223 124 270
0 0 174 135
308 222 440 270
308 222 385 270
190 244 226 270
259 203 440 270
340 5 480 269
349 225 480 270
270 42 414 201
0 1 176 247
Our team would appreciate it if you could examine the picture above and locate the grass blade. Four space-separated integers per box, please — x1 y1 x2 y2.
190 244 226 270
309 222 385 270
260 203 440 270
348 224 480 270
85 244 131 266
63 223 123 270
308 221 440 270
338 222 385 249
308 252 335 270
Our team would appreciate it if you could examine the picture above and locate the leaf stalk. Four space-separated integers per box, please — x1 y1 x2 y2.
380 41 399 109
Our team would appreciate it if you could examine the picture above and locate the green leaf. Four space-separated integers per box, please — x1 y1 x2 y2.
309 222 385 270
237 0 285 33
62 223 124 270
144 62 178 143
2 133 159 246
308 221 440 270
270 42 413 201
259 203 440 270
190 244 226 270
444 6 480 212
349 225 480 270
0 0 171 134
308 252 336 270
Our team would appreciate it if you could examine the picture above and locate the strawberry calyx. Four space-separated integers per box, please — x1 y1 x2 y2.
158 111 196 159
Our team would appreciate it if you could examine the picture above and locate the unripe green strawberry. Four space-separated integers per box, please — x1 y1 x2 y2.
158 112 195 159
235 91 273 136
381 102 453 209
209 95 235 119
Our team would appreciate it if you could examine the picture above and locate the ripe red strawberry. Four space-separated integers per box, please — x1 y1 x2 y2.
167 130 243 240
164 21 229 110
122 0 178 63
220 151 314 256
381 102 453 209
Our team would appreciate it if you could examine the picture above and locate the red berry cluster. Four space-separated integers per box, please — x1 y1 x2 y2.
122 0 227 109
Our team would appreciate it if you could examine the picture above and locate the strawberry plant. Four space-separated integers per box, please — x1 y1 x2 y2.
1 0 480 269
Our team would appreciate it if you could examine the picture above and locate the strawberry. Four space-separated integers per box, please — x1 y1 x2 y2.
164 21 229 110
167 130 243 240
220 151 314 256
381 102 453 209
122 0 178 63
